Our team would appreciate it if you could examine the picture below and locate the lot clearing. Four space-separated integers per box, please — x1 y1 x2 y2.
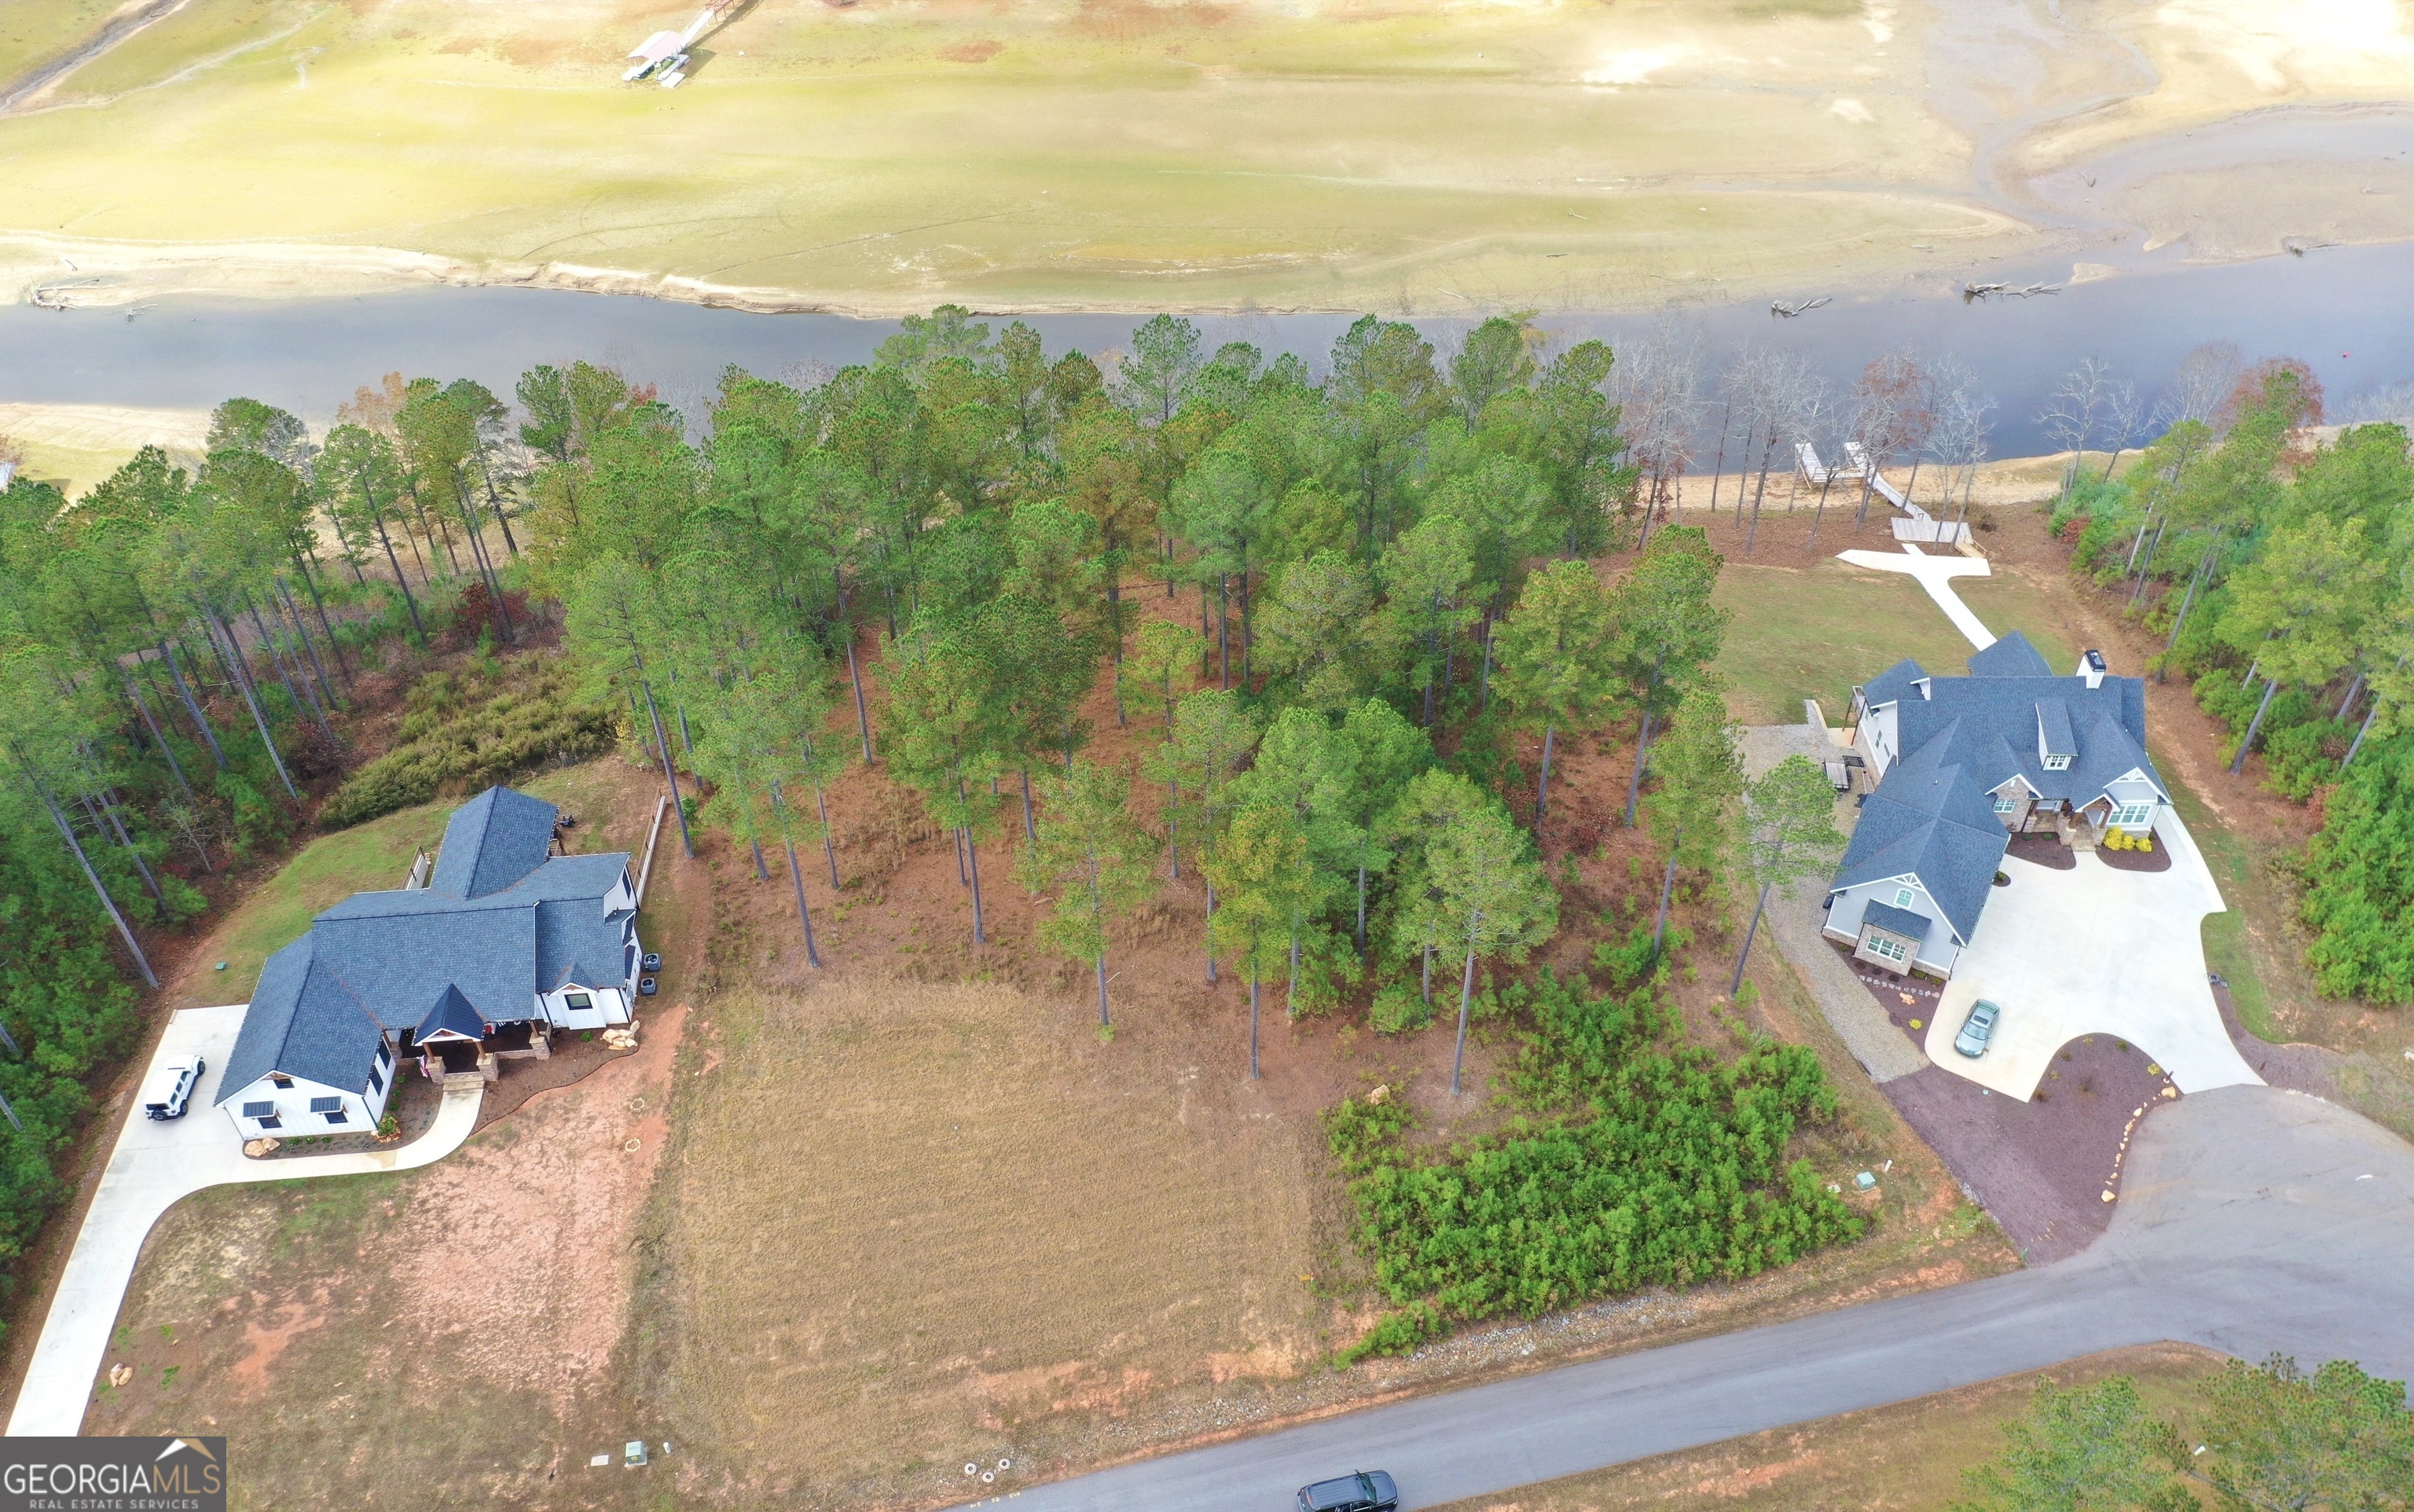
55 569 2027 1507
7 1 2414 313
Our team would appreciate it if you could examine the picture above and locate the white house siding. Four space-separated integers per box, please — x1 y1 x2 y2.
1857 702 1901 780
2101 773 2166 833
1823 879 1963 976
540 985 630 1029
221 1045 394 1140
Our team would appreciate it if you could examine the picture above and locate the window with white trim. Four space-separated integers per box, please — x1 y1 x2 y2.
243 1101 282 1129
1993 794 2020 813
1893 886 1917 908
310 1095 348 1125
2043 754 2071 772
2111 801 2155 828
1867 934 1910 964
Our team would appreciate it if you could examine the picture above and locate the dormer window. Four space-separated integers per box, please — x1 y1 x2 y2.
2043 754 2070 772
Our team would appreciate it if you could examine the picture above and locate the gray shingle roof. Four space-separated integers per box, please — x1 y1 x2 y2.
218 787 636 1106
1830 657 2166 954
1967 630 2053 678
1895 671 2165 806
1860 658 1927 713
1861 900 1931 939
1832 786 2006 945
215 935 397 1101
429 786 559 899
417 984 488 1041
2037 699 2075 759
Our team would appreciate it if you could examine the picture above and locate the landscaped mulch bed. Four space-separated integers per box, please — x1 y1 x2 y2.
1829 939 2179 1264
473 1028 640 1131
2095 841 2173 872
2005 834 2076 871
1881 1044 2176 1265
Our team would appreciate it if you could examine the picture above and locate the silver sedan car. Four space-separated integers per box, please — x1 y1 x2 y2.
1955 999 2003 1059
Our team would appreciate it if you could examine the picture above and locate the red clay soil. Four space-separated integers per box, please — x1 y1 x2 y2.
2211 982 2340 1099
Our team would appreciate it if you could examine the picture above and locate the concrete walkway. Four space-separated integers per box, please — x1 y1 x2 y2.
967 1085 2414 1510
1836 542 1996 650
1925 808 2260 1099
5 1004 482 1437
1737 722 1925 1084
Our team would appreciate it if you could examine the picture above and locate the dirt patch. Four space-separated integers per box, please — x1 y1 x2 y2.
226 1287 332 1399
389 1004 687 1415
939 39 1001 61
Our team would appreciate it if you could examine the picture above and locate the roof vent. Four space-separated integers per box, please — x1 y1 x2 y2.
2079 649 2106 690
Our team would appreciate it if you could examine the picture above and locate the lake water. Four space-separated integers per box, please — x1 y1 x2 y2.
4 238 2412 457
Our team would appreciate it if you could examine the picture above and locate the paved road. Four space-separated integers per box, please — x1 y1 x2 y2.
4 1004 482 1437
961 1086 2414 1510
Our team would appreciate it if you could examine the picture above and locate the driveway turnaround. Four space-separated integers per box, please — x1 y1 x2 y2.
965 1086 2414 1510
1924 809 2258 1099
5 1004 482 1437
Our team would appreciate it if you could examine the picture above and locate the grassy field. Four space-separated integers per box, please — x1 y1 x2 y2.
171 758 656 1007
643 972 1330 1503
8 1 2407 312
1712 555 2077 726
3 0 2021 313
1428 1343 2226 1511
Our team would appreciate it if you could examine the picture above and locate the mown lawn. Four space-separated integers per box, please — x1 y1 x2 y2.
1715 556 2082 726
178 760 658 1007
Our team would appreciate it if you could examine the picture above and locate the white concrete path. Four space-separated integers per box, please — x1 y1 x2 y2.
6 1004 481 1437
1836 542 1997 651
1923 807 2261 1099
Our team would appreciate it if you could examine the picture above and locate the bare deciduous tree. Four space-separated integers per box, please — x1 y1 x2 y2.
1608 322 1703 551
1925 356 1996 534
2038 355 2116 499
1850 349 1931 527
2159 340 2243 428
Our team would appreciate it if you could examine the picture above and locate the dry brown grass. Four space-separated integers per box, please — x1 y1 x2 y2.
1426 1342 2226 1512
643 972 1328 1504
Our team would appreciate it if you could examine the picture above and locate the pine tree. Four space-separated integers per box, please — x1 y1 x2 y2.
1018 760 1161 1028
1492 557 1620 829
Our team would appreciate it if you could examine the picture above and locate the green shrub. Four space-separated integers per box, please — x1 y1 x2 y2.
1369 981 1432 1035
1324 967 1858 1360
319 656 615 828
2302 732 2414 1002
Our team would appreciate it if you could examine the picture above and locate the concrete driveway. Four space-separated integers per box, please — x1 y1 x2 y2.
4 1004 481 1437
1924 809 2260 1099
